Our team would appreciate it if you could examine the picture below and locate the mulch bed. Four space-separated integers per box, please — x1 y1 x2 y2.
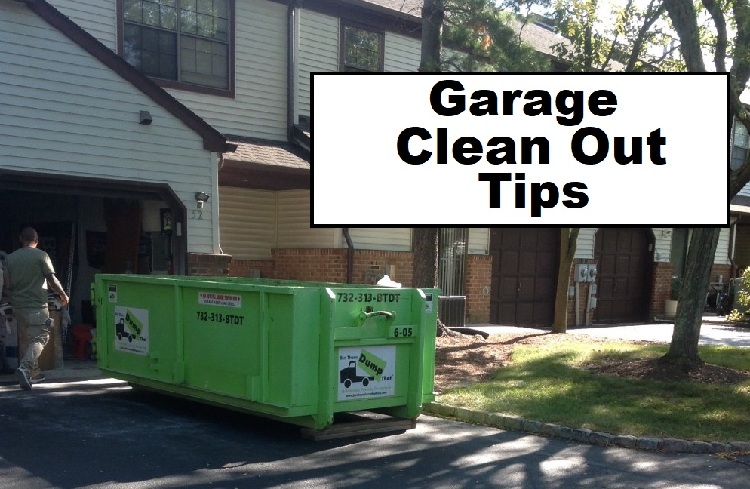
434 331 750 392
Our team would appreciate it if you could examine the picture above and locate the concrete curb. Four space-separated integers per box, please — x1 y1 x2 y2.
423 402 750 454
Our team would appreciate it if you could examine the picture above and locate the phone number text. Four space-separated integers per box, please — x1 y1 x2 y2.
196 311 245 325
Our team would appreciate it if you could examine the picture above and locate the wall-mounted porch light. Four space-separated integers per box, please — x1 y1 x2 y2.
195 191 210 209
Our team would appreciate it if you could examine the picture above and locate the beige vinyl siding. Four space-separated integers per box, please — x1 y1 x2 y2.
48 0 117 50
384 32 421 72
1 1 218 252
219 187 277 260
468 228 489 254
346 229 411 251
277 190 338 247
297 9 339 120
165 0 289 140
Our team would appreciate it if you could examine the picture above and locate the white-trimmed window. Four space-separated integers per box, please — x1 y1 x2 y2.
121 0 232 93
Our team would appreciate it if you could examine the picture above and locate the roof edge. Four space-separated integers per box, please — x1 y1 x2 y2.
21 0 232 153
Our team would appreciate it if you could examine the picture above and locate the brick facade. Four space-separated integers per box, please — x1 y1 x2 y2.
206 248 731 327
465 254 492 323
227 249 415 286
187 253 232 277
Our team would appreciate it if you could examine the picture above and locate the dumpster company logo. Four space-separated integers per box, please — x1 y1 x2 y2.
337 346 395 401
114 306 149 356
198 292 242 308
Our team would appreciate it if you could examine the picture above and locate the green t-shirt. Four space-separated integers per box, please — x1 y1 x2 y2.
5 247 55 309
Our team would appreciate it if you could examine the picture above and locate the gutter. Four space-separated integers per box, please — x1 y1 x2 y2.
287 1 297 142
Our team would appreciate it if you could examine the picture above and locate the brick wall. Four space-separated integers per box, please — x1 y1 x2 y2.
229 259 275 278
465 254 492 323
269 248 414 285
187 253 232 276
651 262 674 317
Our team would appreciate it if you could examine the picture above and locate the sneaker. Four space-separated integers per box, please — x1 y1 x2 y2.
15 368 32 391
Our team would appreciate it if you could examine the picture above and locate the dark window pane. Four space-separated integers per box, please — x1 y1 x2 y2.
180 7 198 34
123 0 142 22
344 25 380 72
196 13 214 37
160 5 176 29
159 52 177 79
197 0 213 15
216 17 228 41
142 1 160 27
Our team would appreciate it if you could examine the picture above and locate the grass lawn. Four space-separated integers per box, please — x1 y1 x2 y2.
435 339 750 442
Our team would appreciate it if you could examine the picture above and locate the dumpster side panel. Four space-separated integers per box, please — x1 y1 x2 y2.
266 291 320 409
96 279 179 384
181 286 262 399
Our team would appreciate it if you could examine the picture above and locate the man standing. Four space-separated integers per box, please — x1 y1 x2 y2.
4 227 69 390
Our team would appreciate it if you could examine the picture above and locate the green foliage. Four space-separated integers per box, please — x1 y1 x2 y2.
728 267 750 321
441 0 551 72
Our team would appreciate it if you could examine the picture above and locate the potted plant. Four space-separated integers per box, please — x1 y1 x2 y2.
665 276 680 317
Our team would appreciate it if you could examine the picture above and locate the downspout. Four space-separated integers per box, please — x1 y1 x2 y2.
343 228 354 284
287 1 297 142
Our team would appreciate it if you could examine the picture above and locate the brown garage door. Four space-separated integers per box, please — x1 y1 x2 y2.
490 228 559 327
594 228 653 323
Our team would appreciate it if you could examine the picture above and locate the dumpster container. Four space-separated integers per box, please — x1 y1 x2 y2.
93 274 439 431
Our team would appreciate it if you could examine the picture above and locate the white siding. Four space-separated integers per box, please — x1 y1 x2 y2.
652 228 672 263
277 190 338 247
167 0 289 140
347 229 411 251
48 0 117 50
1 1 218 253
574 228 596 259
468 228 489 254
219 187 277 260
384 32 421 72
297 9 339 120
716 227 731 265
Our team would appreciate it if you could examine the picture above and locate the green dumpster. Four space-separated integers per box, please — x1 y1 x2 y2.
93 275 438 431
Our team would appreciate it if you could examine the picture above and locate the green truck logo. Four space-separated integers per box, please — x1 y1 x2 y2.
116 310 145 342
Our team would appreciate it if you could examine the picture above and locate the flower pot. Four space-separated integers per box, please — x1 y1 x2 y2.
664 299 678 317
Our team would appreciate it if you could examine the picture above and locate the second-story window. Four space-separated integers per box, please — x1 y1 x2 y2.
122 0 232 92
732 121 749 171
341 23 383 72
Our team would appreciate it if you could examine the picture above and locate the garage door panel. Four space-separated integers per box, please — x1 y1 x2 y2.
490 228 559 327
594 228 651 323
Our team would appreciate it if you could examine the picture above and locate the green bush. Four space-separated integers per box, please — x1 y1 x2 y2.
728 268 750 321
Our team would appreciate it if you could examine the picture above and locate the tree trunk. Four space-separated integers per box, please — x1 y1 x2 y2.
412 228 439 288
662 0 706 72
661 228 720 369
552 228 579 334
420 0 444 72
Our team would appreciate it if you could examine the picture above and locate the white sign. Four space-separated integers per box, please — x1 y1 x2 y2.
198 292 242 308
312 73 728 226
337 346 396 401
113 306 149 356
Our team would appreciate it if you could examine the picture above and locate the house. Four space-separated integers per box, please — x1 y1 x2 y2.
1 0 731 330
0 0 232 324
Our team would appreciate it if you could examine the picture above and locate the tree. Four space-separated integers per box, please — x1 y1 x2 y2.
552 228 579 333
659 0 750 369
414 0 550 305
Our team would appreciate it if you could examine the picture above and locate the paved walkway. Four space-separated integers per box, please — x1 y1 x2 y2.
470 314 750 347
